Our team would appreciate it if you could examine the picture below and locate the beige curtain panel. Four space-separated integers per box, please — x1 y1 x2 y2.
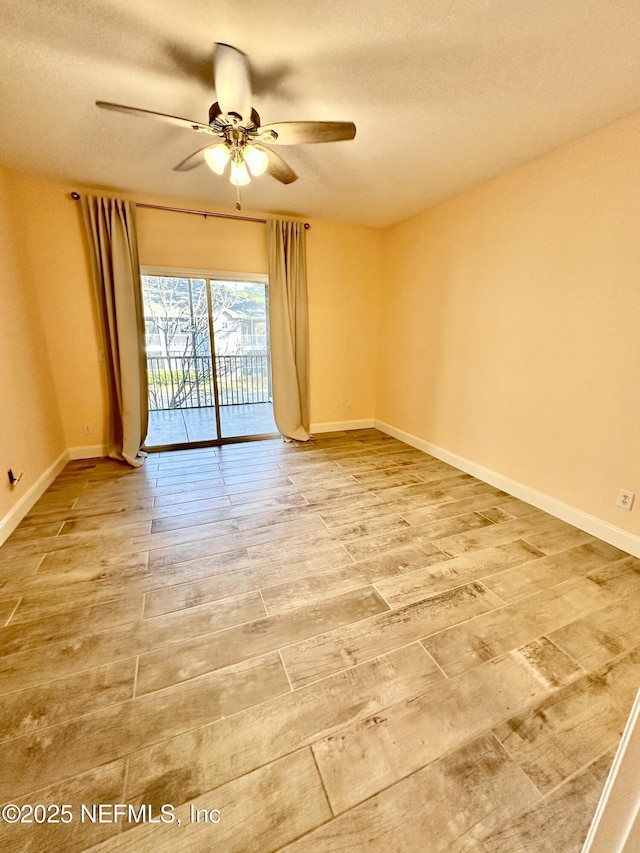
81 196 148 467
268 220 310 441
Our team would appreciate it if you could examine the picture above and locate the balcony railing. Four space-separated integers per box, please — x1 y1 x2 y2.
147 354 272 411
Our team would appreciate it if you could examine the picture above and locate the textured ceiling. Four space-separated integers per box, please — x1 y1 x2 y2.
1 0 640 227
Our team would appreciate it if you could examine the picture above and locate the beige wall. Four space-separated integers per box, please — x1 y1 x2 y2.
2 176 382 468
377 110 640 535
136 205 383 427
12 177 108 450
306 220 382 424
0 168 65 522
136 206 269 274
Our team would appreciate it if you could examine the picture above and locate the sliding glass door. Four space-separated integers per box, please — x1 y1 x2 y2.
141 270 277 449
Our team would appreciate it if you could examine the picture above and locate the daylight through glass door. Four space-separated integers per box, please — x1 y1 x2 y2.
141 273 277 449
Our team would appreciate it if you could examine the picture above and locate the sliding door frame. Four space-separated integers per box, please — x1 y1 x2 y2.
141 266 277 452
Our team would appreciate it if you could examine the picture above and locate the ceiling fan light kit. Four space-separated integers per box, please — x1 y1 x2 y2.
244 145 269 177
203 143 230 175
230 157 251 187
96 42 356 195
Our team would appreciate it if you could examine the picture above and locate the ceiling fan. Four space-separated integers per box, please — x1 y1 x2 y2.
97 43 356 189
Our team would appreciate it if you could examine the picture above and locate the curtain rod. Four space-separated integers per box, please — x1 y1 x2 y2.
69 193 310 228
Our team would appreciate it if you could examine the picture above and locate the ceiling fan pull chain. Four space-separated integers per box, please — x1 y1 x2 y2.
236 185 242 210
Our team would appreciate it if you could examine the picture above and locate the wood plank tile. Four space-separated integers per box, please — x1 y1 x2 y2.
424 577 614 676
346 469 424 486
0 591 266 694
149 499 309 534
261 545 448 615
147 459 222 476
478 751 613 853
482 541 627 602
36 548 150 579
7 520 63 541
312 638 583 814
0 557 208 623
147 515 329 569
60 512 156 535
143 547 352 618
285 468 354 488
0 553 45 579
282 581 504 689
400 512 500 540
153 468 226 487
314 495 415 528
124 644 443 809
224 465 301 486
0 597 20 626
434 512 561 557
87 749 330 853
0 593 144 651
283 733 541 851
404 466 474 484
342 528 448 562
375 540 543 608
146 476 293 508
334 448 437 471
522 525 598 555
20 497 157 530
585 554 640 597
5 545 251 606
301 492 384 521
136 586 389 694
0 652 290 799
129 517 242 551
321 514 414 547
1 759 127 853
5 521 153 561
398 489 527 526
547 597 640 670
493 648 640 794
370 479 502 507
0 430 632 853
299 481 377 507
0 658 136 741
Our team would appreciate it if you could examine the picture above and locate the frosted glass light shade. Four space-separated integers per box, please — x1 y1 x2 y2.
230 159 251 186
244 145 269 177
203 144 231 175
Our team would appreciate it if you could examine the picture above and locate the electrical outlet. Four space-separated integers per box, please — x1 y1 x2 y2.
346 402 352 412
616 489 635 511
83 423 93 435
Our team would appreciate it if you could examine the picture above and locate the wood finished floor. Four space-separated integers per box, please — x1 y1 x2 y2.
1 428 638 852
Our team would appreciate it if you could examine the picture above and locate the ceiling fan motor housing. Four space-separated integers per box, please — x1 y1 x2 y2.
209 101 260 132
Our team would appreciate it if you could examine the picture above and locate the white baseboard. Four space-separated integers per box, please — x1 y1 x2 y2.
0 450 69 546
311 419 375 434
68 444 108 460
375 419 640 559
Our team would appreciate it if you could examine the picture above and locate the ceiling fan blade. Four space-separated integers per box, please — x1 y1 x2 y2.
173 145 215 172
257 121 356 145
252 144 297 184
214 43 252 122
96 101 218 136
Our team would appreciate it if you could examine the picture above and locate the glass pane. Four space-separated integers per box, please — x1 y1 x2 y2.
142 276 219 446
210 280 277 438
